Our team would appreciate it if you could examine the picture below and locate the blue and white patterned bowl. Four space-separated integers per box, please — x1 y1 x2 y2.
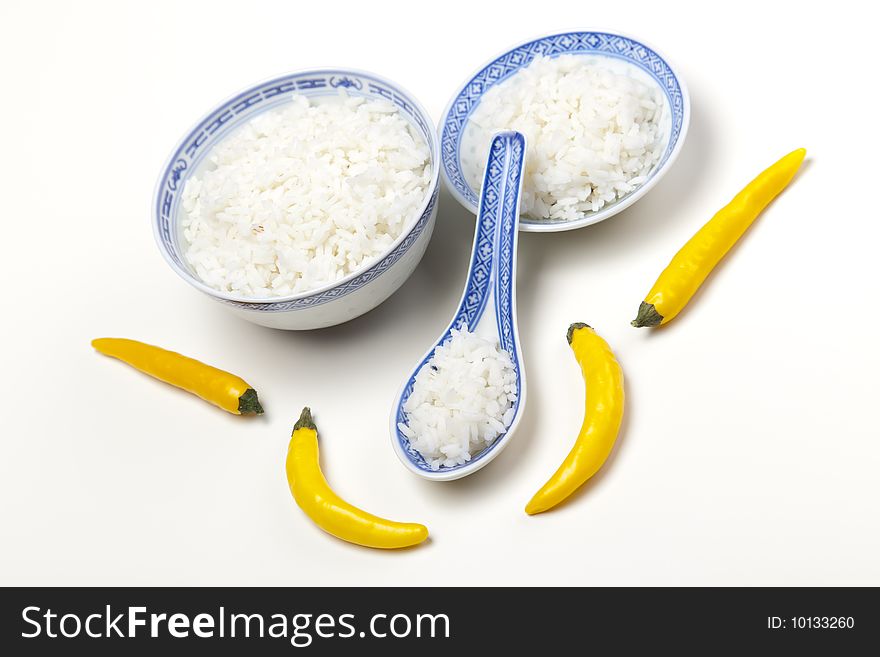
153 68 440 330
439 31 690 232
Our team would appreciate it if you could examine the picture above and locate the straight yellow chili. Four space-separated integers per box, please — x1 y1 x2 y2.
526 324 624 515
632 148 806 328
91 338 263 415
286 408 428 549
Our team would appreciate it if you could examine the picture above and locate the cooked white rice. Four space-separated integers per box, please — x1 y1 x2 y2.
181 92 431 298
461 55 668 221
399 326 517 470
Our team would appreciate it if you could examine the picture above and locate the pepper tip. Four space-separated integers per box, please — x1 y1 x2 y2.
294 406 316 432
238 388 264 415
525 499 545 516
631 302 663 328
566 322 592 344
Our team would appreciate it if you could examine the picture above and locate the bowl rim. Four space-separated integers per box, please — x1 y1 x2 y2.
152 66 441 306
437 28 691 233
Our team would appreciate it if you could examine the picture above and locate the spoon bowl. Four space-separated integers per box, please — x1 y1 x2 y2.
390 131 527 481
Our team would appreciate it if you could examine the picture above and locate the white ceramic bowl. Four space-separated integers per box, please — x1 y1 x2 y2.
153 68 440 330
438 30 690 232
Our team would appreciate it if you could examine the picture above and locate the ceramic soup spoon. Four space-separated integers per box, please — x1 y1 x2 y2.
390 131 527 481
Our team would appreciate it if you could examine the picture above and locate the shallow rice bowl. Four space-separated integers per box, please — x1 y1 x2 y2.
153 68 440 330
439 30 690 232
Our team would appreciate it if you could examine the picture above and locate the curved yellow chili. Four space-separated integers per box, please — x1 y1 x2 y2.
91 338 263 415
286 408 428 549
526 324 624 515
632 148 806 327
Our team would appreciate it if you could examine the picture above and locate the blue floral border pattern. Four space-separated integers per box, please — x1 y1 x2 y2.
494 132 524 365
395 132 525 472
440 32 687 206
448 144 502 333
154 71 436 312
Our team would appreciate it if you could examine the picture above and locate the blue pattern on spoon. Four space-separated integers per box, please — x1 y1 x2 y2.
390 131 527 480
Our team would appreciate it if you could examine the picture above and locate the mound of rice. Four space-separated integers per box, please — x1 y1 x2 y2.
462 55 667 221
181 93 431 298
399 326 517 470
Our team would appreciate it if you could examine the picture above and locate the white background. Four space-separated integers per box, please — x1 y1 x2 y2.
1 0 877 586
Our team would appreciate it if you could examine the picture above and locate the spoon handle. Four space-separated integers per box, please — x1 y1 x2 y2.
390 131 527 479
452 130 527 331
489 131 526 355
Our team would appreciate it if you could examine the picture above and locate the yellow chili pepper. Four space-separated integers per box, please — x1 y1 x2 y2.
286 408 428 549
526 324 624 515
632 148 806 328
91 338 263 415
